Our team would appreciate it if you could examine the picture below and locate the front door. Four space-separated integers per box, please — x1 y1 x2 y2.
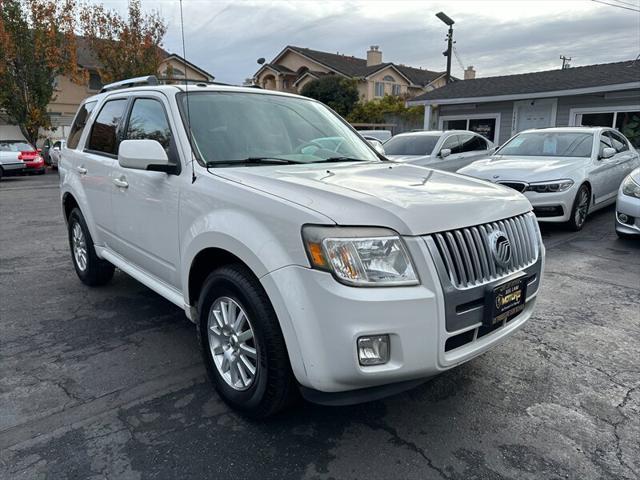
514 99 556 133
591 132 621 205
110 94 182 288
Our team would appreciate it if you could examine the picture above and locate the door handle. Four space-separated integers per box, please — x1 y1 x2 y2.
77 166 87 175
113 177 129 189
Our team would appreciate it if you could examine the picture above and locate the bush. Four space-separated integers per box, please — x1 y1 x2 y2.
347 95 424 124
300 76 359 117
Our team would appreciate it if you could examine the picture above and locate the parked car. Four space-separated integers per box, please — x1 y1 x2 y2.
458 127 640 231
61 77 544 417
615 167 640 238
383 130 494 172
0 140 27 180
362 136 385 155
357 129 392 142
49 140 65 169
0 140 45 177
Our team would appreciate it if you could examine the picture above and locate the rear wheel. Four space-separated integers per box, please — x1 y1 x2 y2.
68 208 115 286
197 264 297 418
567 184 590 231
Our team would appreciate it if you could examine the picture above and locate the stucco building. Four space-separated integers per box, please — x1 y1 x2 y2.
253 45 451 101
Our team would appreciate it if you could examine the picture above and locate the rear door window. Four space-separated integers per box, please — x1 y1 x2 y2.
87 99 128 156
67 101 97 149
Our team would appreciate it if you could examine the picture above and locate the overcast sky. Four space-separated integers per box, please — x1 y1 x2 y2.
97 0 640 84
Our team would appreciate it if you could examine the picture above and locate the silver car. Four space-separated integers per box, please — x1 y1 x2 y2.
384 130 494 172
0 140 28 180
616 167 640 238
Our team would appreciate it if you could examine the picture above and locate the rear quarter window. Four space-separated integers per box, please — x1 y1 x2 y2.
67 101 97 149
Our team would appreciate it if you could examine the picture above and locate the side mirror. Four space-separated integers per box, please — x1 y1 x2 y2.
440 148 451 158
118 139 176 173
600 147 616 159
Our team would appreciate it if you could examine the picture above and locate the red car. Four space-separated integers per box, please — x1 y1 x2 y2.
4 141 46 174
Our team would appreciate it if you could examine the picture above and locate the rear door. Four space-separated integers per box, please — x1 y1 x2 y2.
80 97 129 246
110 93 182 287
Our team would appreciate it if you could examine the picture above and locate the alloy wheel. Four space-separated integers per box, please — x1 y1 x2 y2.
575 188 589 228
207 296 258 391
72 223 88 271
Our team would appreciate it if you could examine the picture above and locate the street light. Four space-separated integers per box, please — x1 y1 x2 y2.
435 11 455 83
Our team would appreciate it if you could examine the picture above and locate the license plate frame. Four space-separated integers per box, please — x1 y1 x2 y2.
484 276 527 327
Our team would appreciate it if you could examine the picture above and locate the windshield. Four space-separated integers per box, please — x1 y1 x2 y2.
0 141 33 152
177 91 380 165
497 132 594 158
383 134 440 156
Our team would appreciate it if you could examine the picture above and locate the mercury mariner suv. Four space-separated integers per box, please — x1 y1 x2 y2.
60 76 545 417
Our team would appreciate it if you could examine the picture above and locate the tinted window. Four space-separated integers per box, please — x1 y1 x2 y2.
444 119 466 130
599 135 613 157
88 71 103 91
67 101 97 149
498 132 593 158
126 99 172 152
458 134 487 153
87 99 127 155
606 131 629 153
441 135 461 154
383 135 441 156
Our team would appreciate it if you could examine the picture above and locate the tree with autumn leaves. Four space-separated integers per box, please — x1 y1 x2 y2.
0 0 166 145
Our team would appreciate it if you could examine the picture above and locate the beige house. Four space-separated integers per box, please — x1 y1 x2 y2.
253 45 449 101
0 38 214 143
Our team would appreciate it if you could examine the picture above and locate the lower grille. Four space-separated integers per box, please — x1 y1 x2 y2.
533 205 564 218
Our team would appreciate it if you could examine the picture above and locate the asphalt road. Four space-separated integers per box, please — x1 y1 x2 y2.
1 172 639 480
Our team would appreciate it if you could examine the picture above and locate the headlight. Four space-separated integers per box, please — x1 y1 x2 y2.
302 225 419 286
622 176 640 198
526 179 574 193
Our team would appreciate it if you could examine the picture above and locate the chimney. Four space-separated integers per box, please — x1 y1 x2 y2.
366 45 382 66
464 66 476 80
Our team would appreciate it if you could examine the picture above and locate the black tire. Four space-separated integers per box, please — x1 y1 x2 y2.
0 167 3 181
68 208 115 286
566 184 590 231
197 264 297 418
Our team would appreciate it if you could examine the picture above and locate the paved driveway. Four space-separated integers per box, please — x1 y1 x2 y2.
1 173 638 480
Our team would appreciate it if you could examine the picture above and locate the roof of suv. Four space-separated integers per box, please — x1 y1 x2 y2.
519 126 607 134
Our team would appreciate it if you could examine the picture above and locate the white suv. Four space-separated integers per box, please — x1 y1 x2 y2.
60 76 545 417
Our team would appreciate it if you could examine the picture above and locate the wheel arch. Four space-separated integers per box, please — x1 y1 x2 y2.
62 191 80 223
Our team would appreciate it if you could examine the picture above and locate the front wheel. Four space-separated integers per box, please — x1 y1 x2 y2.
197 264 297 418
566 184 590 231
68 208 115 286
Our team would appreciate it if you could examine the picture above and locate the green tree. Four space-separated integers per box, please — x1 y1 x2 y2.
347 95 424 125
0 0 82 145
79 0 167 84
300 76 359 117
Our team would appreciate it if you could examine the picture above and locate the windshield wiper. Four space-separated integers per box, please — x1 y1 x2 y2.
206 157 303 167
312 156 369 163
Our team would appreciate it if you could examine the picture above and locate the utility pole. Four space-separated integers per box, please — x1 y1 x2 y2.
436 12 455 83
560 55 572 69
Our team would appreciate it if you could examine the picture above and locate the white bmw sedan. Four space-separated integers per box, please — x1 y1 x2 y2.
458 127 640 230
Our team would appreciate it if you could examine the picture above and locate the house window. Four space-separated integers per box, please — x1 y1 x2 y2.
574 109 640 147
88 71 103 91
383 75 395 82
392 84 401 96
441 116 499 143
374 82 384 97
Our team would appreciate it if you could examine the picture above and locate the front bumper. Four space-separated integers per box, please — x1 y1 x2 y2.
261 235 543 396
523 187 576 223
616 191 640 235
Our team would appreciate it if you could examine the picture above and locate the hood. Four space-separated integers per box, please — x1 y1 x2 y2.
386 154 432 163
458 155 586 182
211 162 531 235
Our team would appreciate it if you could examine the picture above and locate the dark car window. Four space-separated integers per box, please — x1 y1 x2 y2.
440 135 461 154
87 99 128 155
125 98 172 152
458 134 487 153
382 134 441 156
606 131 629 153
67 101 97 149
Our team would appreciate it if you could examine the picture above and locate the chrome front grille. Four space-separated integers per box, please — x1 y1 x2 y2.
428 213 540 289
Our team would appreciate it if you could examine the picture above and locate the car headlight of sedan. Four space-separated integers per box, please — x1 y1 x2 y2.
302 226 419 286
622 175 640 198
526 179 574 193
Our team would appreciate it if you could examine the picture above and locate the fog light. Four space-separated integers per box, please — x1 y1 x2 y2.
358 335 390 366
618 212 630 225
